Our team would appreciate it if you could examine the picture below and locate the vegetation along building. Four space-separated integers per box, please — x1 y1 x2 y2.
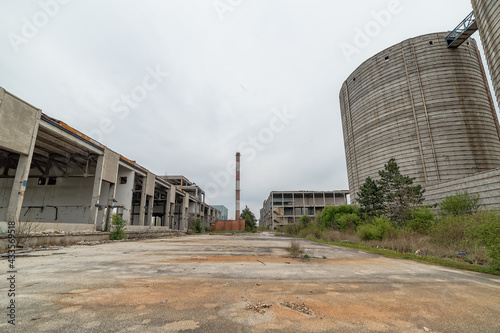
260 190 349 230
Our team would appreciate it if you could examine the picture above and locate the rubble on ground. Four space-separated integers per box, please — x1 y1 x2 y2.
245 302 272 314
280 301 314 315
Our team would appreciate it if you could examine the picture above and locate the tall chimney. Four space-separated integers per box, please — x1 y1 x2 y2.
236 152 240 220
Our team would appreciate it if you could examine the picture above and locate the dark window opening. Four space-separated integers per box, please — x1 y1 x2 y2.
38 177 46 185
385 56 389 60
47 177 57 185
120 177 127 184
429 41 433 45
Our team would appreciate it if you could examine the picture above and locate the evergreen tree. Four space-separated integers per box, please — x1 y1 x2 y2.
377 158 425 223
356 158 425 224
356 176 385 217
240 206 256 231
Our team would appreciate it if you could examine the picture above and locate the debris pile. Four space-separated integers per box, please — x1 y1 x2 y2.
245 302 272 314
75 240 101 246
280 301 314 315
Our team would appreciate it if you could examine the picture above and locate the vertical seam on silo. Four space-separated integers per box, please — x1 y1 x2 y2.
474 42 500 141
344 83 360 195
412 45 441 182
402 47 428 185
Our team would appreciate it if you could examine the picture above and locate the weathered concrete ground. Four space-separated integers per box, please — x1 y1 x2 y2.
1 232 500 332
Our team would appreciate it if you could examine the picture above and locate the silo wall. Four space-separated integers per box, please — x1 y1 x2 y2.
472 0 500 108
340 32 500 201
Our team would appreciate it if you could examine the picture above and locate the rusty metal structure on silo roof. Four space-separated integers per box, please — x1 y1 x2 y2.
340 32 500 201
472 0 500 109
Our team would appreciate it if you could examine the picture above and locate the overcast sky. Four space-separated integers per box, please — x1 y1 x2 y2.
0 0 494 220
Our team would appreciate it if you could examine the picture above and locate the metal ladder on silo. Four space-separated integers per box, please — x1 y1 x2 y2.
445 11 478 48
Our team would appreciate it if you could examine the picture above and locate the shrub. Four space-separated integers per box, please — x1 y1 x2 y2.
319 205 360 229
439 190 480 217
110 214 127 240
464 211 500 268
407 206 435 232
430 215 466 246
357 224 379 241
298 224 323 239
285 223 300 235
192 219 202 233
357 216 395 241
298 215 312 228
337 213 361 231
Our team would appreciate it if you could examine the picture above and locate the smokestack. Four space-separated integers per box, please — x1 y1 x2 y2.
236 152 240 220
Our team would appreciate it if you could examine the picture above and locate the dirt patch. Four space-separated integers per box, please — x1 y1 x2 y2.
53 276 500 332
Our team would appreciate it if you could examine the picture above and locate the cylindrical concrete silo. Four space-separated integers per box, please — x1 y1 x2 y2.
472 0 500 108
340 32 500 201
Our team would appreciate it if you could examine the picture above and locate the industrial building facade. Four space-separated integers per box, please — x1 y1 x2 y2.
260 191 349 230
0 87 220 233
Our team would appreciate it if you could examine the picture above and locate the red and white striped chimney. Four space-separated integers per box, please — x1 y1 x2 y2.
236 152 241 220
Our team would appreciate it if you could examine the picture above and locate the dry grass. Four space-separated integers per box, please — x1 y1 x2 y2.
290 240 301 252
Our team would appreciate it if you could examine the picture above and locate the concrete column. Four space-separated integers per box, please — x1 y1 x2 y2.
6 118 39 223
104 183 116 231
89 155 105 226
139 191 146 226
7 156 32 222
145 195 153 227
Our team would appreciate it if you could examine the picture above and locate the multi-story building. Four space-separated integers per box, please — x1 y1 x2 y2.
212 205 228 220
260 190 349 230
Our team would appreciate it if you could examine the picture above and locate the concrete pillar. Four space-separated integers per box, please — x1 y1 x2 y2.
6 118 39 223
146 195 153 226
104 183 116 232
7 156 33 222
89 155 105 227
139 190 146 226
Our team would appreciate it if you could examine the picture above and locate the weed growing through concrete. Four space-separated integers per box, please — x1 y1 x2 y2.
16 221 42 248
109 214 127 240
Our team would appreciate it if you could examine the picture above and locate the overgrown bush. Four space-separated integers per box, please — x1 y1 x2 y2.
407 206 435 232
110 214 127 240
298 224 323 239
430 215 466 246
439 190 480 217
337 213 361 231
298 215 312 229
192 219 203 233
319 205 360 229
284 223 301 235
464 211 500 268
357 216 395 241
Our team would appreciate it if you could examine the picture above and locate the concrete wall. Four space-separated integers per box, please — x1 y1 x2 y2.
472 0 500 108
340 32 500 201
0 177 93 223
425 168 500 210
0 88 41 155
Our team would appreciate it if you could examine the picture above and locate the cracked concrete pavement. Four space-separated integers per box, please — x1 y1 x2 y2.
1 232 500 332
